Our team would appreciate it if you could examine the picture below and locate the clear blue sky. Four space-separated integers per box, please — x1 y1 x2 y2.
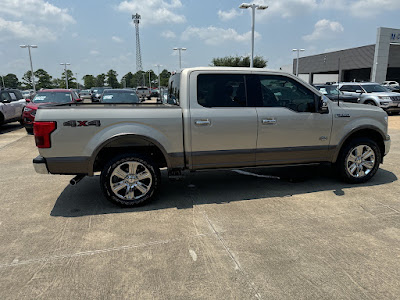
1 0 400 81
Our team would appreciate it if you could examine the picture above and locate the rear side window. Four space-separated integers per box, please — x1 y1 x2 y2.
1 92 11 101
197 74 246 107
168 74 180 105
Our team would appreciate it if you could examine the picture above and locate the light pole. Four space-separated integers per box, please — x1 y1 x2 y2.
0 75 5 88
75 73 79 89
292 49 305 76
173 47 186 69
155 64 163 95
20 45 38 92
239 3 268 68
60 63 71 89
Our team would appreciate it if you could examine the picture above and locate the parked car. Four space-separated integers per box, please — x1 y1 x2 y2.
383 85 400 93
21 90 36 100
314 84 359 103
335 82 400 113
150 89 159 98
382 81 399 87
0 88 26 127
101 89 140 103
91 87 110 102
23 89 81 133
32 67 390 207
79 89 92 100
136 86 151 100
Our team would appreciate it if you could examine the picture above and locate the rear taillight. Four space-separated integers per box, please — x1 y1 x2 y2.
33 121 56 148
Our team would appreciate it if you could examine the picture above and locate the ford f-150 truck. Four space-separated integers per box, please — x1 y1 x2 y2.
33 67 391 207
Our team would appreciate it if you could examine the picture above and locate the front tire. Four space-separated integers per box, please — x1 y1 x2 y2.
336 137 381 183
100 153 160 207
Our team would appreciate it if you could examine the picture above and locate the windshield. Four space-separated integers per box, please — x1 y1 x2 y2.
101 91 139 103
316 86 341 96
361 84 387 93
33 92 72 103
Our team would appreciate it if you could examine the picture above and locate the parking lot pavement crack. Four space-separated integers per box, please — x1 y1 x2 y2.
0 233 208 269
202 211 263 300
376 201 400 214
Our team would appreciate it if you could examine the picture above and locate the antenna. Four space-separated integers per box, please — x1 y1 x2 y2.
132 13 143 86
337 57 340 106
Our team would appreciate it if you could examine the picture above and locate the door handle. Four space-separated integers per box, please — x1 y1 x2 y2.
195 119 211 126
262 119 276 125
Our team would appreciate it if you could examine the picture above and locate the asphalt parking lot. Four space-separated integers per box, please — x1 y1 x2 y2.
0 118 399 299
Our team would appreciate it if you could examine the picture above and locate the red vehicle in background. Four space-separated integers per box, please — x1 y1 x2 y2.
23 89 80 133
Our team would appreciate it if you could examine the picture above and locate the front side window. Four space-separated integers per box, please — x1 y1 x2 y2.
168 74 180 105
197 74 246 107
257 75 317 112
1 92 11 101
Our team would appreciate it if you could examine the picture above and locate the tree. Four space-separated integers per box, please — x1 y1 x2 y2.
106 69 120 88
159 69 171 87
83 75 96 89
3 74 19 89
95 73 106 87
60 69 76 89
52 78 63 88
22 71 33 89
121 72 135 88
34 69 53 89
211 55 267 68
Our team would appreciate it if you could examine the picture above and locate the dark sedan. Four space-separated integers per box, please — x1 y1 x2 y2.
100 89 140 104
314 85 359 103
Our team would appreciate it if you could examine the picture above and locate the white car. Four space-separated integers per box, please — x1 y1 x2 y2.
0 89 26 126
382 81 399 87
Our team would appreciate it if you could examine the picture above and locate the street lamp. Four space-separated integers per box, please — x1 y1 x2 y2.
292 48 305 76
239 3 268 68
20 45 38 92
60 63 71 89
155 64 163 98
173 47 186 69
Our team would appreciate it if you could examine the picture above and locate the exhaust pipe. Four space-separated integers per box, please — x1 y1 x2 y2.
70 175 85 186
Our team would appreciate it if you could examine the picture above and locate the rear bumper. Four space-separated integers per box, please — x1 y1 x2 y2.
33 156 49 174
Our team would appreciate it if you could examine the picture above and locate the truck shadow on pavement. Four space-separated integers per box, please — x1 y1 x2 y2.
0 123 23 134
50 165 397 217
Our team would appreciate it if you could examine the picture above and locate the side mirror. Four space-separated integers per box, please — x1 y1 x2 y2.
26 99 31 103
355 90 363 94
318 96 329 114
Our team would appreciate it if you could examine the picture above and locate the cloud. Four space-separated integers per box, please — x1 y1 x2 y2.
321 0 400 17
182 26 260 46
218 8 241 21
255 0 318 19
303 19 344 41
0 17 55 41
161 30 176 39
0 0 75 41
112 36 124 43
1 0 75 25
90 50 100 55
116 0 185 25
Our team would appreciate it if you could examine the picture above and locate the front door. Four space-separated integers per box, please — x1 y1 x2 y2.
249 74 333 165
189 72 258 169
0 92 15 120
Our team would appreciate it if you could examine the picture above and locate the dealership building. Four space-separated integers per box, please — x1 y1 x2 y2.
293 27 400 84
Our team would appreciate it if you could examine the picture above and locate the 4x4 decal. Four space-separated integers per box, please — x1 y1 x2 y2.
63 120 101 127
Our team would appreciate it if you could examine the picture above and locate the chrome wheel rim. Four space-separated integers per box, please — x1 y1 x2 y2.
346 145 375 178
110 161 152 200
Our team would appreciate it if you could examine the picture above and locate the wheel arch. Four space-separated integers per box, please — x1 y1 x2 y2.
333 126 385 163
90 134 171 175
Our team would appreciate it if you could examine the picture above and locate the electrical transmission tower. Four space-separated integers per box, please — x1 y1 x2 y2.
132 13 143 86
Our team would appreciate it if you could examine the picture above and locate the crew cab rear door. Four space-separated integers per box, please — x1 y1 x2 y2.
188 72 258 169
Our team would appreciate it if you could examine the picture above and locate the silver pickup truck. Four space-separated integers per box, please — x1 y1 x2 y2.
33 67 391 207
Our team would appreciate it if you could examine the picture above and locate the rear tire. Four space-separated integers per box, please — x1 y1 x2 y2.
336 137 381 183
365 100 376 106
100 153 160 207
